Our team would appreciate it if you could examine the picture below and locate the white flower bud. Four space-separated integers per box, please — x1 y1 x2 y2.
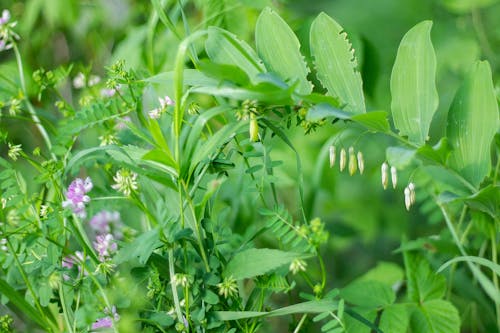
357 151 364 174
404 186 411 211
348 147 357 176
381 162 389 189
339 148 347 172
391 166 397 189
329 146 336 168
408 182 416 204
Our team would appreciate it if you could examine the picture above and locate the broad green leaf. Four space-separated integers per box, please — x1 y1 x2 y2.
463 185 499 218
114 228 162 265
357 262 404 287
145 69 219 89
310 12 365 113
351 111 390 132
255 7 312 94
410 300 460 333
417 138 450 165
390 21 438 145
379 304 410 333
205 27 265 81
190 82 293 104
404 251 446 303
198 61 250 86
223 248 311 280
341 280 395 308
215 300 338 320
307 103 352 121
438 255 500 277
386 147 416 169
447 61 499 188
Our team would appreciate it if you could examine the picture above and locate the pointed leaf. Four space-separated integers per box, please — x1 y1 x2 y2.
255 7 312 94
447 61 499 187
390 20 438 145
310 12 365 113
404 251 446 302
410 300 460 333
379 304 410 333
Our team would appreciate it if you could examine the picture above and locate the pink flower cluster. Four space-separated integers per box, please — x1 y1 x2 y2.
93 234 118 262
92 306 120 330
62 177 93 218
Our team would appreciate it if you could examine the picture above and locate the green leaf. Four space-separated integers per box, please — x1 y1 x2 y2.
386 147 416 169
341 280 395 308
114 228 162 265
310 12 365 114
438 255 500 277
417 138 451 165
205 27 265 81
255 7 312 94
351 111 390 132
390 20 438 145
404 251 446 303
198 60 250 86
447 61 499 187
463 185 499 218
357 262 405 287
410 300 460 333
379 304 410 333
307 103 352 121
223 248 311 280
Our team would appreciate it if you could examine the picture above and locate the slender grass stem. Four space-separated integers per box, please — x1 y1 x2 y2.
490 228 500 331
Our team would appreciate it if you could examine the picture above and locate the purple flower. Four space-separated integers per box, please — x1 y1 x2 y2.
159 95 175 108
93 234 117 262
89 210 123 238
91 306 120 330
62 251 85 279
0 10 10 25
62 177 93 218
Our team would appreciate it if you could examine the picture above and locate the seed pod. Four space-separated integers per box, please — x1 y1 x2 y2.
249 114 259 142
404 186 411 210
339 148 347 172
391 166 397 189
329 146 336 168
348 147 357 175
381 162 389 189
408 182 416 204
357 151 364 174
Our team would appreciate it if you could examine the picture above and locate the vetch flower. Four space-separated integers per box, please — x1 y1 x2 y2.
93 234 117 262
72 72 85 89
111 169 138 196
339 148 347 172
357 151 364 174
88 75 101 87
348 146 357 176
391 166 397 189
148 108 161 119
159 95 175 108
7 143 22 161
91 307 119 330
0 10 10 25
329 146 336 168
217 276 238 299
289 258 307 275
89 210 123 238
381 162 389 190
62 177 93 218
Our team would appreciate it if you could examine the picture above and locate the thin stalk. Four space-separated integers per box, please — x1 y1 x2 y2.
59 283 74 333
293 314 307 333
168 248 185 330
490 228 500 331
13 44 56 160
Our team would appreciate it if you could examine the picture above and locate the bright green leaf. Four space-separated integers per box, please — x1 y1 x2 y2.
341 280 395 308
404 251 446 303
410 300 460 333
390 20 438 145
255 7 312 94
379 304 410 333
310 12 365 113
447 61 499 188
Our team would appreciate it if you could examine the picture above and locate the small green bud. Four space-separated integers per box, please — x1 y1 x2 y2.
348 147 357 176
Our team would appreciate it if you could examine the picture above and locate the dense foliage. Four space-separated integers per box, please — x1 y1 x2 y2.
0 1 499 332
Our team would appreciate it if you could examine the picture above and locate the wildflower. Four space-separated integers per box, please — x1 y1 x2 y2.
217 276 238 298
89 210 123 238
0 10 10 25
88 75 101 87
329 146 335 168
357 151 364 174
62 177 93 218
100 88 117 98
391 166 397 189
348 146 357 175
72 72 85 89
381 162 389 190
148 108 161 119
7 143 22 161
0 39 12 52
98 133 116 146
115 116 131 131
92 306 119 330
111 169 138 196
93 234 117 262
159 95 175 108
404 186 411 211
173 274 190 288
62 251 86 278
289 258 307 275
0 238 7 251
40 204 50 218
339 148 347 172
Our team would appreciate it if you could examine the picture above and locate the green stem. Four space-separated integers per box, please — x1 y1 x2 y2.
59 283 74 333
168 248 186 330
293 314 307 333
490 228 500 331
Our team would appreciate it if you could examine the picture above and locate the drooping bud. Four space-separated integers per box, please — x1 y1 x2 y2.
391 166 397 189
339 148 347 172
381 162 389 189
357 151 364 174
348 147 357 176
329 146 336 168
249 114 259 142
404 186 411 211
408 182 416 204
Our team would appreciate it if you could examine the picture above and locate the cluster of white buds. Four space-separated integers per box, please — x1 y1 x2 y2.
404 183 416 210
330 145 364 175
381 162 398 190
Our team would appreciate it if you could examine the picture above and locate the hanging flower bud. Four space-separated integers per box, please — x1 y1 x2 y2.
339 148 347 172
408 182 416 205
348 147 357 176
404 186 411 210
249 114 259 142
381 162 389 189
391 166 397 189
357 151 364 174
329 146 336 168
